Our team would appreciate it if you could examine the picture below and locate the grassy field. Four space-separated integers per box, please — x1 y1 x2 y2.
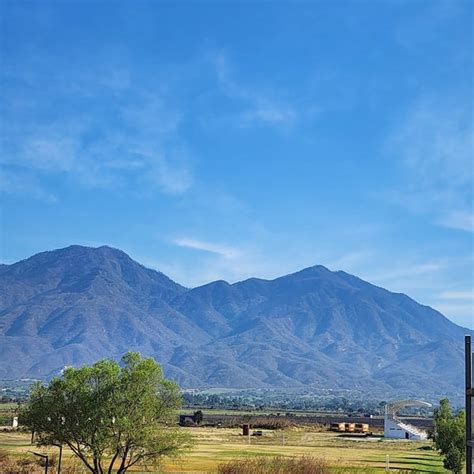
0 402 18 425
177 408 365 417
0 426 447 473
0 403 19 411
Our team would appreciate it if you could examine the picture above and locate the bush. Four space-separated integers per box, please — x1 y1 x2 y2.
36 453 57 468
249 417 294 430
217 416 295 429
0 449 43 473
0 450 80 473
193 410 204 425
0 449 9 464
217 455 329 473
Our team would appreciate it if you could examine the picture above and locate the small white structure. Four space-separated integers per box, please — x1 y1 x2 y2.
384 400 431 440
12 416 18 428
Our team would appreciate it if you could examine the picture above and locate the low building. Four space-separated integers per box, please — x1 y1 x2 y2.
384 400 431 440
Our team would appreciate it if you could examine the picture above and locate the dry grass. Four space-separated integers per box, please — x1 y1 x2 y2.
163 427 447 473
0 427 447 473
218 455 329 473
213 416 295 430
0 449 60 473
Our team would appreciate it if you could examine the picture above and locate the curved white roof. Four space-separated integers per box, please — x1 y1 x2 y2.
385 399 432 415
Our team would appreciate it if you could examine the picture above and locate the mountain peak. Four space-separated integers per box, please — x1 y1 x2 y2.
50 244 131 259
0 244 186 308
302 264 331 273
0 245 469 397
276 264 333 281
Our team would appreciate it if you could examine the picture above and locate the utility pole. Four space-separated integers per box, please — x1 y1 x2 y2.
58 444 62 474
466 335 473 474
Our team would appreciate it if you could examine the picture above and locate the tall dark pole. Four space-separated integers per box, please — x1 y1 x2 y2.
58 444 62 474
53 443 63 474
466 335 473 474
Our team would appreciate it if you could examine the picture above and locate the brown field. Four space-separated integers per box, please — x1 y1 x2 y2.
0 426 447 473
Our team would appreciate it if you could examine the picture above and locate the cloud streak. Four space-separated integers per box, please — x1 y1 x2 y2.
213 53 296 126
0 170 57 202
172 237 242 259
432 303 474 326
439 290 474 300
0 68 194 200
326 250 374 272
369 262 441 283
437 210 474 233
386 98 473 232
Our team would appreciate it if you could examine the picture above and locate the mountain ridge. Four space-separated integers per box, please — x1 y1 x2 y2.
0 245 470 397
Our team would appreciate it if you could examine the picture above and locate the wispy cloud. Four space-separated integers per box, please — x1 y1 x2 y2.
131 150 193 196
168 235 308 286
242 103 295 125
1 132 193 198
173 237 242 259
437 210 473 233
0 170 57 202
432 303 474 327
439 290 474 300
1 51 303 201
386 98 473 232
18 136 79 172
326 250 374 272
369 262 441 283
213 53 296 126
0 68 194 200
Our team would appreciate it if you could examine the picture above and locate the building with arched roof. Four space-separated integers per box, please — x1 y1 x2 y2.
384 400 431 440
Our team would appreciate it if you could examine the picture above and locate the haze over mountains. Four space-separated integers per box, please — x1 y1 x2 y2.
0 245 469 396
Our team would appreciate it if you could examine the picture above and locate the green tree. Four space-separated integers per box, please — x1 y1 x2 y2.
193 410 203 425
432 398 465 473
21 353 191 474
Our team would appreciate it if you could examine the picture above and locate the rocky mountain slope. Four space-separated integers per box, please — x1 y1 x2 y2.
0 245 469 396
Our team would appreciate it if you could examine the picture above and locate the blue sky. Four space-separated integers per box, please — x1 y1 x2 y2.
1 0 473 328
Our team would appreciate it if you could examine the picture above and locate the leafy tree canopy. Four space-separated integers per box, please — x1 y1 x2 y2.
21 352 191 474
432 398 465 474
193 410 203 425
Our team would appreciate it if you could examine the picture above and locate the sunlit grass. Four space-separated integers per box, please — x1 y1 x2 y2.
0 427 447 473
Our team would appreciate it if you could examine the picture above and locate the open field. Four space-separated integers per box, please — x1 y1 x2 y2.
0 403 18 411
180 408 379 418
0 427 447 473
0 402 17 425
179 411 431 433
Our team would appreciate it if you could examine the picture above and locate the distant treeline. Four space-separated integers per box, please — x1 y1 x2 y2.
182 392 394 415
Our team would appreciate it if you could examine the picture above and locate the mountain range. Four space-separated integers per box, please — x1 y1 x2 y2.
0 245 470 396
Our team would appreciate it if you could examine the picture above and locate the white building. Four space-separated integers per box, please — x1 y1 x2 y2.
384 400 431 440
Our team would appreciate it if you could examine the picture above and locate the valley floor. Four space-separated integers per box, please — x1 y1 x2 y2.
0 427 447 473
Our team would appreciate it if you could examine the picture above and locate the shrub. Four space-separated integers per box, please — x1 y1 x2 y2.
193 410 204 425
249 417 294 430
0 449 9 464
36 453 57 468
218 416 295 429
217 455 329 473
0 450 43 473
0 450 82 473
